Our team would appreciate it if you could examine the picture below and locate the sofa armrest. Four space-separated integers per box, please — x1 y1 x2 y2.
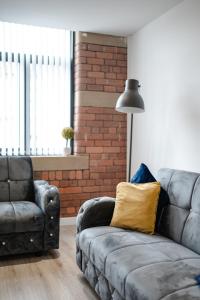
34 180 60 250
76 196 115 233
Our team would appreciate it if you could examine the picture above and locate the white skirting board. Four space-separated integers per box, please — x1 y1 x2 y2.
60 217 76 226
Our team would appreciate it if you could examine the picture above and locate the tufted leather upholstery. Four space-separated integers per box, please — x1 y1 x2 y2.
76 196 115 234
0 156 60 256
81 250 124 300
157 168 200 254
0 201 44 234
76 168 200 300
0 156 35 202
0 232 43 255
34 180 60 250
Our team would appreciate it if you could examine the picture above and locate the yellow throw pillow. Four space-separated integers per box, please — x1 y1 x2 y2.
110 182 161 234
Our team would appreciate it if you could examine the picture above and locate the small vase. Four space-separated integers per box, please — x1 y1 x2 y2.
63 140 71 156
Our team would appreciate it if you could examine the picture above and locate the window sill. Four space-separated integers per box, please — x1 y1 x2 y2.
31 155 89 171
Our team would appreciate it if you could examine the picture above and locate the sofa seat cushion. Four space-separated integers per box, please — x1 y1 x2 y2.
0 201 44 234
78 226 200 300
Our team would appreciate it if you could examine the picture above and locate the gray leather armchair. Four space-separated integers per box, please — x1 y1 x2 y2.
0 156 60 256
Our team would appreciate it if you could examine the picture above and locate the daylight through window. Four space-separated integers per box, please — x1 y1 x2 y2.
0 22 71 156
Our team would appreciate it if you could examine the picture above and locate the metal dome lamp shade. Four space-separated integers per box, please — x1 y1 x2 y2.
116 79 144 113
115 79 145 180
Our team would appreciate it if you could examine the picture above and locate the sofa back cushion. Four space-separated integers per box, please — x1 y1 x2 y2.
0 156 34 202
157 168 200 254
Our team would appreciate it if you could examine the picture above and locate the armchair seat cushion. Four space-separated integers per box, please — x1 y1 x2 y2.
78 226 200 299
0 201 44 234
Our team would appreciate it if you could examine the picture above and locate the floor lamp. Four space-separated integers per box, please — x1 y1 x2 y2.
115 79 145 181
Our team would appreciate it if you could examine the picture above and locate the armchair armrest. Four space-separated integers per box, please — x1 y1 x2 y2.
76 196 115 233
34 180 60 250
34 180 60 212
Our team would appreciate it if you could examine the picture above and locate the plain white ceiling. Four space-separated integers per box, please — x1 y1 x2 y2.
0 0 183 36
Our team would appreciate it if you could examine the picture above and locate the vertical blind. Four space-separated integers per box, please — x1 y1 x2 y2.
0 22 71 156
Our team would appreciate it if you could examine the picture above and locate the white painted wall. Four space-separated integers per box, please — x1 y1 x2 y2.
128 0 200 176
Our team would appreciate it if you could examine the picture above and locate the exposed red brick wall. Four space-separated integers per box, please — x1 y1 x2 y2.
74 105 126 181
34 170 92 216
34 34 127 217
75 43 127 93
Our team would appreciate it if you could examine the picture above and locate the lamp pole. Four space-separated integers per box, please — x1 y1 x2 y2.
128 113 133 181
115 79 144 182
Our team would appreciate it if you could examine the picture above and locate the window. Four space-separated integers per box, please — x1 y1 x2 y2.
0 22 72 156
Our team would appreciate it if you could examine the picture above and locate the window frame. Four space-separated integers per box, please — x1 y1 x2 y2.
0 31 74 156
70 31 75 155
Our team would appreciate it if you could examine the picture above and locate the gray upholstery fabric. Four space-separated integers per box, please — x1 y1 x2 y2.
8 156 33 180
76 168 200 300
81 250 124 300
0 202 15 233
78 226 200 300
81 251 200 300
0 201 44 234
0 182 9 202
0 156 34 202
34 180 60 250
76 196 115 233
157 168 200 254
0 156 8 180
182 175 200 255
0 156 60 256
10 180 35 202
0 232 43 255
76 196 115 270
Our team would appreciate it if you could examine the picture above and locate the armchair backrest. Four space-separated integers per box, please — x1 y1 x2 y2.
157 168 200 255
0 156 34 202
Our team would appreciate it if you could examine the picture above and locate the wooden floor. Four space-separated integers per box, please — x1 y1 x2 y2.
0 226 99 300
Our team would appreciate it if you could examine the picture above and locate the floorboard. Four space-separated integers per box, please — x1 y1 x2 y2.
0 226 98 300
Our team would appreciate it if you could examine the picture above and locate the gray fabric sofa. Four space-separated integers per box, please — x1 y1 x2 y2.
76 168 200 300
0 156 60 256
